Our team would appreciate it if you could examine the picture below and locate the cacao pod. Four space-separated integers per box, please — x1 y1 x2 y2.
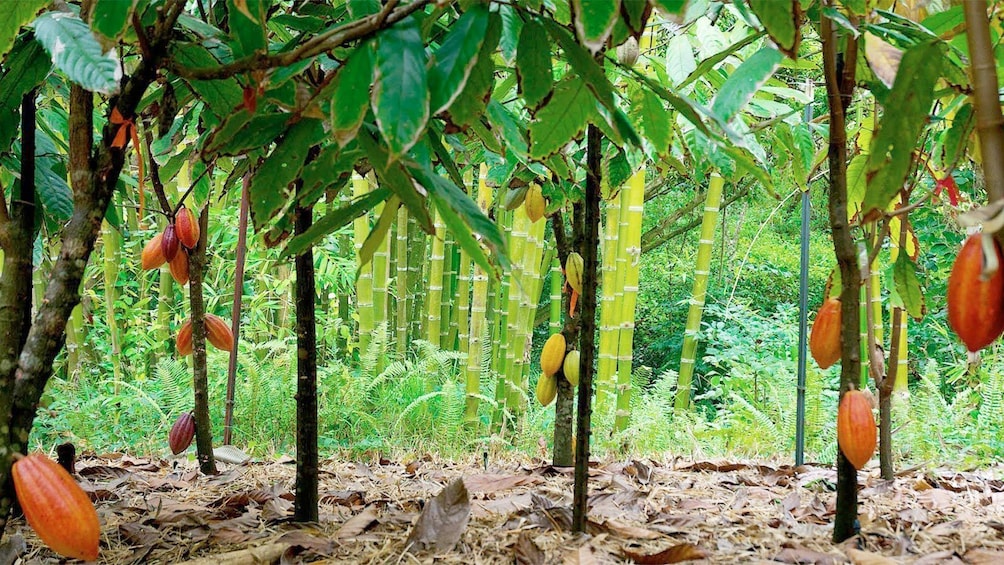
176 320 193 356
174 207 200 249
809 298 842 369
161 224 180 262
205 313 235 352
536 373 557 406
565 252 584 295
524 183 546 223
540 333 566 377
169 248 189 285
12 453 100 561
169 412 196 455
563 350 580 387
141 232 166 270
948 233 1004 352
836 389 876 470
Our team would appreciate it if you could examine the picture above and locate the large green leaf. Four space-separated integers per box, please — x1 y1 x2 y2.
448 13 501 126
228 0 269 57
357 130 433 232
249 119 325 229
373 16 429 161
498 3 522 63
516 19 553 111
331 43 374 147
33 12 120 94
651 0 688 15
863 40 942 216
747 0 800 57
637 87 671 155
203 112 291 159
665 34 696 86
91 0 137 44
0 0 46 62
543 20 615 112
486 100 529 160
0 39 51 151
528 75 594 160
893 252 925 320
299 143 364 204
429 4 488 116
679 31 763 89
711 47 782 122
846 153 867 220
284 187 390 258
572 0 620 52
171 42 243 116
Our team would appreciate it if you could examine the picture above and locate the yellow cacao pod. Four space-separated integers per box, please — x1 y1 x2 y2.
540 333 566 377
563 350 580 386
536 373 557 406
565 252 584 295
524 183 546 223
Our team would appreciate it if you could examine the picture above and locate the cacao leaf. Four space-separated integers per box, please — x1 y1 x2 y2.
529 75 594 161
893 252 925 320
227 0 268 57
0 39 52 151
249 118 326 230
373 16 428 161
516 19 553 111
90 0 137 44
448 13 501 126
330 43 374 147
429 4 489 116
572 0 620 53
0 0 47 62
33 12 120 94
747 0 801 58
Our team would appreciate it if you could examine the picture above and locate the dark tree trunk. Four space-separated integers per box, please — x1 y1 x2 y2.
550 211 577 468
293 183 319 523
189 204 217 475
224 174 251 446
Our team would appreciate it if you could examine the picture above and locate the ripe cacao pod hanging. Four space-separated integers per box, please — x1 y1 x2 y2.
161 224 180 262
524 183 546 223
536 373 557 406
141 232 166 270
565 252 584 295
12 453 100 561
836 389 877 470
169 412 196 455
563 350 580 387
169 248 189 285
174 207 200 249
540 333 566 377
948 233 1004 352
205 314 235 352
809 298 842 369
176 320 193 356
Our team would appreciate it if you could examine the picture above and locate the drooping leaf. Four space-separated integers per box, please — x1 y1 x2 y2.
373 16 429 161
528 75 594 160
357 130 433 232
747 0 800 58
33 12 120 94
863 32 903 89
543 20 617 112
249 118 325 230
711 46 783 122
171 42 243 116
893 252 925 320
572 0 620 53
516 19 553 111
300 143 364 203
0 0 46 62
637 88 671 155
939 103 972 168
284 188 390 259
203 112 291 159
448 13 501 126
359 195 400 268
228 0 269 56
90 0 137 44
429 4 488 116
486 100 529 160
331 42 374 147
665 34 696 86
863 40 942 216
846 153 867 221
498 4 522 64
0 39 51 151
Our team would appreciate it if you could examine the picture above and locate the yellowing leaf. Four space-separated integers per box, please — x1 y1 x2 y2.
864 32 903 89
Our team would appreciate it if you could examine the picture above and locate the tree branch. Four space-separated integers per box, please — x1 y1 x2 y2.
964 0 1004 203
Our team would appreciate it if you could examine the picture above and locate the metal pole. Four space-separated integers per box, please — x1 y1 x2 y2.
795 80 814 466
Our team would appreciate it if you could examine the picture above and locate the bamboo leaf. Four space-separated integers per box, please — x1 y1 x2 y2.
711 47 783 122
680 31 763 89
284 188 390 258
373 16 429 161
429 4 489 116
0 0 46 62
516 19 553 111
572 0 620 53
331 42 374 147
33 12 120 94
747 0 800 57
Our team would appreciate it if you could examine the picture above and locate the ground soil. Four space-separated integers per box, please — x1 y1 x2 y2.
6 452 1004 564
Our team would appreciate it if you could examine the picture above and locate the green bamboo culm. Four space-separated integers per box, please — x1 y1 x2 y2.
502 209 529 416
464 164 492 424
675 173 725 410
442 237 458 349
425 210 446 348
371 176 391 356
595 183 622 415
102 220 122 384
395 206 409 357
614 170 646 431
353 173 375 354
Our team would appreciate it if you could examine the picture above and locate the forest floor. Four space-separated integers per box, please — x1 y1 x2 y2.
6 450 1004 564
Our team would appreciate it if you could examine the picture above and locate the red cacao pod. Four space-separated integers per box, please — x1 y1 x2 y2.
169 248 189 286
12 453 100 561
174 207 200 249
837 389 877 470
161 224 180 262
141 232 166 270
809 298 842 369
948 233 1004 352
176 320 193 356
205 314 235 352
169 412 196 455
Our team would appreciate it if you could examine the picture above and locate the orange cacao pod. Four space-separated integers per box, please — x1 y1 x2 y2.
141 232 166 270
837 389 877 470
205 314 234 352
174 207 200 249
169 248 189 285
169 412 196 455
809 298 842 369
12 453 100 561
948 233 1004 352
176 320 193 356
161 224 180 261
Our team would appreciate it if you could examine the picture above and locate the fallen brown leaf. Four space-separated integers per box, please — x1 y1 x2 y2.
513 531 546 565
334 505 379 540
774 545 838 564
622 542 708 564
404 477 471 553
963 548 1004 564
463 473 542 493
845 547 897 565
564 543 600 565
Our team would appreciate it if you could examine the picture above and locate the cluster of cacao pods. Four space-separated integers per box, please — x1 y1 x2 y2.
836 389 876 470
169 412 196 455
176 314 235 355
140 206 200 285
809 297 842 369
947 233 1004 352
13 453 100 560
524 183 546 223
536 333 565 406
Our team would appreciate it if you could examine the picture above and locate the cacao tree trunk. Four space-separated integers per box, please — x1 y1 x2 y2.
223 173 250 446
189 204 218 475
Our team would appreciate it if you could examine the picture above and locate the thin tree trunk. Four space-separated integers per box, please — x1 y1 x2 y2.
551 209 578 468
965 0 1004 203
224 174 250 445
293 182 319 523
189 205 217 475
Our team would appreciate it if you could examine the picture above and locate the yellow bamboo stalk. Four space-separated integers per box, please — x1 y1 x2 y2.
615 169 646 431
102 221 122 384
464 164 491 423
395 206 409 356
353 173 374 353
426 210 446 348
596 190 621 415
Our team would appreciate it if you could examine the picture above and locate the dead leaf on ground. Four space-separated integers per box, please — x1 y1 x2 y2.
622 542 709 564
845 547 897 565
564 542 601 564
463 473 542 493
774 544 839 564
963 548 1004 564
78 464 133 480
404 477 471 553
513 531 546 565
334 505 379 540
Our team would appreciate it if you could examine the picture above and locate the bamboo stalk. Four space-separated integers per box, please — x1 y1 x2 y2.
407 215 426 344
549 255 562 333
352 173 374 354
441 237 457 349
503 210 529 415
371 176 391 359
395 206 409 356
675 174 725 410
464 165 491 424
614 169 646 432
425 210 446 348
595 191 621 415
101 221 122 385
